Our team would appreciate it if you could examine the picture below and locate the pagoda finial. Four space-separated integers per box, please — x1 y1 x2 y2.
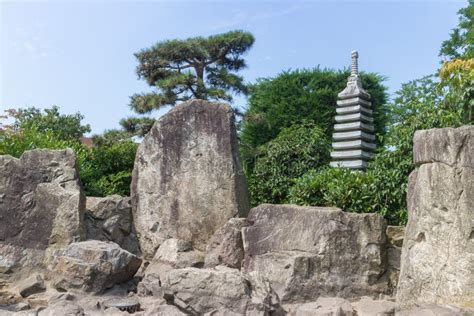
351 50 358 76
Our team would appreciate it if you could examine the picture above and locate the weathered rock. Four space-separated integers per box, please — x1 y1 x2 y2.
143 304 187 316
397 126 474 307
48 293 76 305
291 297 354 316
245 271 284 315
352 297 396 316
0 244 45 275
163 267 250 315
386 226 404 294
138 238 203 297
413 126 473 168
205 218 247 269
17 274 45 298
49 240 141 294
397 304 474 316
85 195 139 255
386 225 404 248
38 301 84 316
131 99 250 258
162 266 281 315
242 204 388 303
0 149 85 252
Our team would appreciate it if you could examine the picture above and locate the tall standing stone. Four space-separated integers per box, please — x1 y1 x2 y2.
397 126 474 307
131 99 250 259
330 51 376 170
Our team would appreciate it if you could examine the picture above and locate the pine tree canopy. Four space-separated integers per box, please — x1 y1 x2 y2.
130 30 255 113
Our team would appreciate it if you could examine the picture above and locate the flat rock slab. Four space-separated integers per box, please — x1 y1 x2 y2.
131 99 250 258
242 204 388 303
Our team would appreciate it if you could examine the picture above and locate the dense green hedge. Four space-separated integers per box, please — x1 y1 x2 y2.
248 123 330 206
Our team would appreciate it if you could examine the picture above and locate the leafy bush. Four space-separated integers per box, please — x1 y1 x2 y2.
80 140 138 197
289 168 376 214
0 124 71 158
0 107 137 197
5 106 91 141
248 123 330 206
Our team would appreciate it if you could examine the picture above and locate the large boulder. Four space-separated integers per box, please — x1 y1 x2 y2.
242 204 389 303
131 99 250 258
162 267 282 315
397 126 474 307
0 149 85 253
48 240 142 294
204 218 247 269
85 195 139 255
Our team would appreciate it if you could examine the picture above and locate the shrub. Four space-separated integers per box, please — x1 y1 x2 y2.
288 168 376 214
248 123 330 206
80 141 138 197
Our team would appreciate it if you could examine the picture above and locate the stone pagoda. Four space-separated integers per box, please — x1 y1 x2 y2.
330 51 376 170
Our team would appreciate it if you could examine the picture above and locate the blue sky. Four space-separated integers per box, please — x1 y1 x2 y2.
0 0 466 135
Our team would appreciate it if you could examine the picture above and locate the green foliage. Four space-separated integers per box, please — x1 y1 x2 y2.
288 168 376 214
91 128 135 146
439 0 474 59
80 140 138 197
131 30 255 113
5 106 91 141
248 124 330 206
119 116 155 137
0 124 71 158
288 75 466 225
240 68 388 172
439 59 474 122
0 107 137 197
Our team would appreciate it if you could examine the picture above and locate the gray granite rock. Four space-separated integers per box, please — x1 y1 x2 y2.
131 99 250 259
38 301 84 316
0 149 85 254
204 218 247 269
242 204 389 303
85 195 139 255
352 297 396 316
413 126 473 168
162 266 282 315
397 126 474 307
138 238 203 297
48 240 141 294
17 274 45 298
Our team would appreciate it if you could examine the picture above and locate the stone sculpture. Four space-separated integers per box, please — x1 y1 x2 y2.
330 51 376 169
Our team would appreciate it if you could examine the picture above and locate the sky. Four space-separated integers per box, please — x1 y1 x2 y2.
0 0 467 135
